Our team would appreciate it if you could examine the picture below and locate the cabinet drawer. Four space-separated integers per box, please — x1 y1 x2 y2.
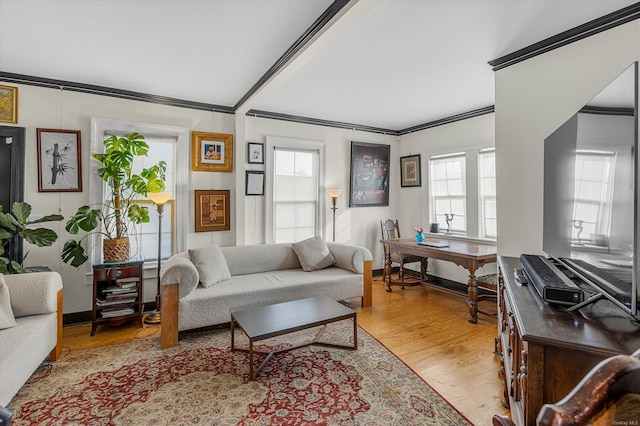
93 265 140 281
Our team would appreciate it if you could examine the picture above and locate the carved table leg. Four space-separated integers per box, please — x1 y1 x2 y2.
420 258 428 281
467 268 479 324
384 250 393 292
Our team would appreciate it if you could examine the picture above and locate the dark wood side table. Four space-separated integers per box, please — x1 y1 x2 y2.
91 257 144 336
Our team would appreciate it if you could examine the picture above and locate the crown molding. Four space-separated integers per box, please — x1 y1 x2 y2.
397 106 495 135
489 3 640 71
580 105 635 116
246 109 398 135
0 71 234 114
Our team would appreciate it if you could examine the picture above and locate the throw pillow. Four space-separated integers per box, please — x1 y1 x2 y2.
188 245 231 288
0 275 17 329
291 236 336 272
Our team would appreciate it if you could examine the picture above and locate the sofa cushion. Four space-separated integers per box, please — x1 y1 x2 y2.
178 267 363 331
221 244 301 276
0 275 16 330
291 236 336 272
4 272 62 317
0 312 58 406
189 245 231 288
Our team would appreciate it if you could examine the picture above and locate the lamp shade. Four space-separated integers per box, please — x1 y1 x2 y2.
149 192 172 205
327 188 342 198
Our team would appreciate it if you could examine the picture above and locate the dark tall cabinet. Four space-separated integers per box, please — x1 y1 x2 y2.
0 125 25 263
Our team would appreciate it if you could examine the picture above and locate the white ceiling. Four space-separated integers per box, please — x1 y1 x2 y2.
0 0 636 131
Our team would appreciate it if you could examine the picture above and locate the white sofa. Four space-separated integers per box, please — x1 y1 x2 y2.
0 272 63 406
159 241 373 348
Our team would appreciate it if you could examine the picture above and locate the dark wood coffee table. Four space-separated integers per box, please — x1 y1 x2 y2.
230 296 357 380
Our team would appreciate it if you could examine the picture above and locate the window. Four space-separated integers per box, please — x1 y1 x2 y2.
273 147 319 243
429 153 467 233
479 149 497 239
89 118 189 273
426 147 496 240
265 136 325 244
128 137 176 261
572 150 615 242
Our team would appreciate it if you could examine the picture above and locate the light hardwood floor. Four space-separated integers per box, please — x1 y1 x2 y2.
62 276 509 425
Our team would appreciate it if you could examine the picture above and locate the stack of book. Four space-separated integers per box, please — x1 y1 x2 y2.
97 277 139 319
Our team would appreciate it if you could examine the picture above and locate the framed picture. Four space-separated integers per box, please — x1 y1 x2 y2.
194 190 230 232
400 154 421 187
191 131 233 172
247 142 264 164
36 128 82 192
0 84 18 124
245 170 265 196
349 141 390 207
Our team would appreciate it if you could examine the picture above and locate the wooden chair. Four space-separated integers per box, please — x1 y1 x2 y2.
493 348 640 426
380 219 427 288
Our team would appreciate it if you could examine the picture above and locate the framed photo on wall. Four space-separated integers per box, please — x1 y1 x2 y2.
245 170 265 196
36 128 82 192
194 190 230 232
400 154 421 187
247 142 264 164
191 131 233 172
349 141 390 207
0 84 18 124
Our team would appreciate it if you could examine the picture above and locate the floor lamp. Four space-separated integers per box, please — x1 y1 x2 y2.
144 191 172 325
327 188 342 242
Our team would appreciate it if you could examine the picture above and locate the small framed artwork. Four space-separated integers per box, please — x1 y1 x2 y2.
191 131 233 172
194 190 230 232
245 170 265 196
349 141 390 207
36 128 83 192
247 142 264 164
0 84 18 124
400 154 421 187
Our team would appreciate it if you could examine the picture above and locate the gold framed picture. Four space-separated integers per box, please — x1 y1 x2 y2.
191 131 233 172
194 189 231 232
0 84 18 124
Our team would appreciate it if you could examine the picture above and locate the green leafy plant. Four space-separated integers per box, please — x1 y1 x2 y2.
62 132 166 267
0 202 64 274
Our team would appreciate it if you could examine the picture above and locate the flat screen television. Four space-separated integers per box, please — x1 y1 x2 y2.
543 62 638 317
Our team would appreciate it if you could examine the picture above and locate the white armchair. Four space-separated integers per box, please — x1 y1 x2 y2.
0 272 63 406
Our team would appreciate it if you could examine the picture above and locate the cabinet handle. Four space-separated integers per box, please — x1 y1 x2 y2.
116 270 122 278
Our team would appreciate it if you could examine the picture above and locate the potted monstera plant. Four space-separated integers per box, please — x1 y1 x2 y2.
62 132 166 267
0 202 64 274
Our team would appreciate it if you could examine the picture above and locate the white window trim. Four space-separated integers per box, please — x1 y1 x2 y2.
423 144 495 242
88 118 189 283
265 136 326 244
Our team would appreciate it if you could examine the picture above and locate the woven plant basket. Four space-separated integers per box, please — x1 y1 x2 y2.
103 237 130 262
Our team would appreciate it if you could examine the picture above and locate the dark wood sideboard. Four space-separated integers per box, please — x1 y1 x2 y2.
495 256 640 426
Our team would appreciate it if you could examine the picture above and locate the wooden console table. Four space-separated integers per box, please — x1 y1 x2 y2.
380 237 497 323
495 256 640 426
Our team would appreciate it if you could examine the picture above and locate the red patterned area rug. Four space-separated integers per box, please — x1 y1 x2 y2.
8 321 472 425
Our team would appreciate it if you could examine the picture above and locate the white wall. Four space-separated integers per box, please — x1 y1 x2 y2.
238 115 397 269
495 19 640 257
397 113 496 282
1 82 400 314
2 83 235 314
